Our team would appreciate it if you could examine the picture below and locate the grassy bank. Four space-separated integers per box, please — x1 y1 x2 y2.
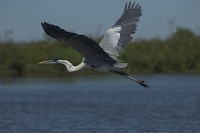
0 28 200 77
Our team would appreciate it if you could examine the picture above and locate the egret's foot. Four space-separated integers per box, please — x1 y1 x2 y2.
138 80 150 88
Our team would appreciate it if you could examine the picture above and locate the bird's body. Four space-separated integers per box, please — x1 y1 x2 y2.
39 2 149 88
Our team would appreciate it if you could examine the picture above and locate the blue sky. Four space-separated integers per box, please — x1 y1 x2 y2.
0 0 200 42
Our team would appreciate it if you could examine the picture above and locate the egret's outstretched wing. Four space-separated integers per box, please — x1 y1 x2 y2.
41 22 116 64
99 2 142 57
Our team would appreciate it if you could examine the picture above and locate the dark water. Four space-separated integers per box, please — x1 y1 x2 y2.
0 75 200 133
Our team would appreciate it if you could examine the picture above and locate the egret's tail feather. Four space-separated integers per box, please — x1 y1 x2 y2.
114 63 128 69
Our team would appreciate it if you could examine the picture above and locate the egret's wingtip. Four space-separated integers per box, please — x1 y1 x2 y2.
41 22 48 26
41 22 43 26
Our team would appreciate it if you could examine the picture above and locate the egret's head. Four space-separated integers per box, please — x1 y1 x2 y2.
38 59 76 72
38 59 59 64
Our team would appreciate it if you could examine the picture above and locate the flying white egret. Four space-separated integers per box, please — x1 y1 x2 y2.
38 2 149 88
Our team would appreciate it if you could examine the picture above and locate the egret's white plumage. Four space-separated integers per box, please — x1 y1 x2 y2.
39 1 149 88
99 2 142 57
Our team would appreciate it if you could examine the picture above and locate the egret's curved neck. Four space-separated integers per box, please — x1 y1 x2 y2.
57 60 85 72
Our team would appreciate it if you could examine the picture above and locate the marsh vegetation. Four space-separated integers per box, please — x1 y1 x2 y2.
0 28 200 77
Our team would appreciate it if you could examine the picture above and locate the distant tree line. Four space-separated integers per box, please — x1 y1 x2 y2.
0 28 200 77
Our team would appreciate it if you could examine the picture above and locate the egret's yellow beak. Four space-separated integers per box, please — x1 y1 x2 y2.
38 59 58 64
38 60 51 64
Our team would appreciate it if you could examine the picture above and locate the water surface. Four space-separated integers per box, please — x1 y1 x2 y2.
0 75 200 133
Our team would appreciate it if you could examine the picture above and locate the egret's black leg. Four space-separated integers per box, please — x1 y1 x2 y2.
110 70 149 88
